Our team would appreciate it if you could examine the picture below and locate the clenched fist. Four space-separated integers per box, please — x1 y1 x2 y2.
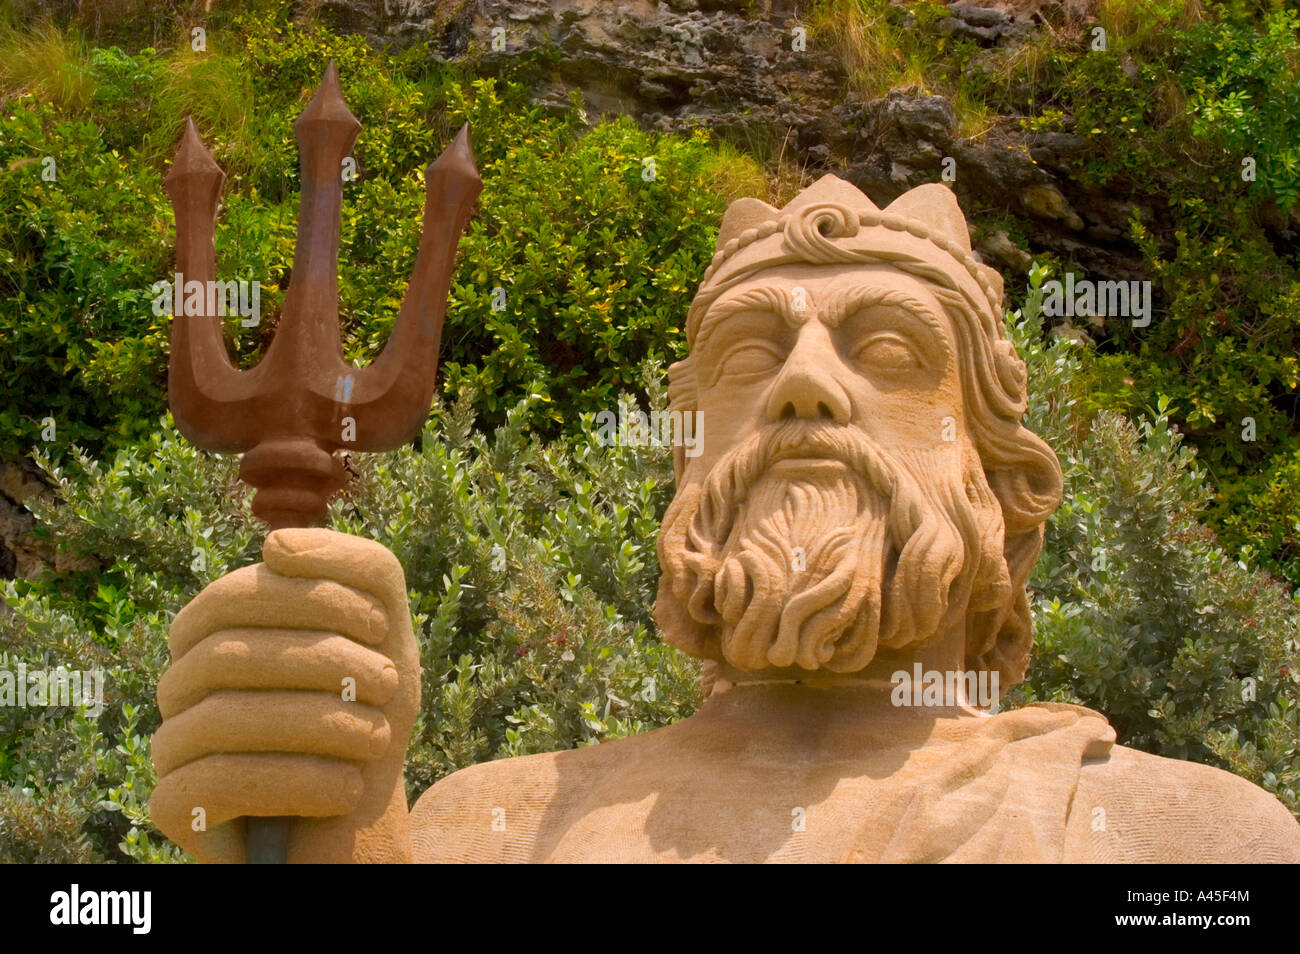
150 529 421 863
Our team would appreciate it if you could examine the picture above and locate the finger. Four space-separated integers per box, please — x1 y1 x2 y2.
152 753 363 861
263 528 405 608
170 563 388 657
157 630 399 720
152 690 390 777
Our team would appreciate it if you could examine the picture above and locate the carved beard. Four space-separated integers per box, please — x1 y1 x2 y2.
655 419 1011 672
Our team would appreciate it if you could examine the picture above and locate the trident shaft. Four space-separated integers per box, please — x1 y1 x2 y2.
163 62 481 862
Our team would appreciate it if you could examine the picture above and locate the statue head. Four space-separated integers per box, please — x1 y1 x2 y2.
653 175 1062 689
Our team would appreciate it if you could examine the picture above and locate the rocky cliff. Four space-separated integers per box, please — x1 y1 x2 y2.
311 0 1150 283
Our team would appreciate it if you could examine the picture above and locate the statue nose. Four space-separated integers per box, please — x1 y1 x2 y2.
765 322 851 425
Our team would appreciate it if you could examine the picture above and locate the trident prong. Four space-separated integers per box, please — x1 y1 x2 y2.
165 61 482 529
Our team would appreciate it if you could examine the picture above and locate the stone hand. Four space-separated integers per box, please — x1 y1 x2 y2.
150 528 421 863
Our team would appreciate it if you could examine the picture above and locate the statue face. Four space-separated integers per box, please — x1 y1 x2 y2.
656 262 1013 674
690 263 965 473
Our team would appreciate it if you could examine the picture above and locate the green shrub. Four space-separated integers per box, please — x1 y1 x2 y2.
1012 263 1300 814
439 107 762 430
0 97 174 458
1 381 698 862
0 20 762 464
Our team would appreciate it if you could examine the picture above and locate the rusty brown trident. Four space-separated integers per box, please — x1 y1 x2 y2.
163 62 481 862
165 61 481 528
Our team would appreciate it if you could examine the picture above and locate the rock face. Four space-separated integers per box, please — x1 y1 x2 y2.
0 459 101 580
309 0 1152 284
838 90 1151 281
0 460 54 579
412 0 840 136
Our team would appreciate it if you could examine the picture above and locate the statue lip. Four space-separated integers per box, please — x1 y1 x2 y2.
767 457 849 477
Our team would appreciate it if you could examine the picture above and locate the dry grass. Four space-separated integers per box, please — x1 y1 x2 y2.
807 1 997 139
953 87 995 140
0 19 94 108
808 0 944 101
0 15 258 169
768 126 821 206
1152 74 1189 128
984 34 1052 101
1097 0 1207 40
697 136 771 206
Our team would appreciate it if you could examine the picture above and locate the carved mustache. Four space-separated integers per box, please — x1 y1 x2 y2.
683 421 901 573
762 422 882 470
697 419 897 526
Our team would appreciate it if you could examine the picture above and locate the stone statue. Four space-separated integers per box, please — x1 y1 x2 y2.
151 175 1300 862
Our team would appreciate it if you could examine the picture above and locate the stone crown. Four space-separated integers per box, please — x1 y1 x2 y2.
689 176 1005 348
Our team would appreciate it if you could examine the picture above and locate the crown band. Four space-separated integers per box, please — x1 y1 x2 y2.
699 210 1002 322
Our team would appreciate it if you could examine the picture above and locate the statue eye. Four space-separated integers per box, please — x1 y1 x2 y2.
720 342 785 377
851 333 922 372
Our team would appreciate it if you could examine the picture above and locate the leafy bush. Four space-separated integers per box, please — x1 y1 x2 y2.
1011 264 1300 814
1 381 698 862
0 17 762 463
440 107 762 430
0 97 174 458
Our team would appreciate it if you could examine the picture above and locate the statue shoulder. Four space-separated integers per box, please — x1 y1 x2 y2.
408 739 634 863
408 750 561 863
1065 742 1300 862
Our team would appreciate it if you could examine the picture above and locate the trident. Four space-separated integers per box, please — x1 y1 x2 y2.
163 62 481 862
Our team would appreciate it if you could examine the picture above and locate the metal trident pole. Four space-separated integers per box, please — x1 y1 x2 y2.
163 62 481 863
